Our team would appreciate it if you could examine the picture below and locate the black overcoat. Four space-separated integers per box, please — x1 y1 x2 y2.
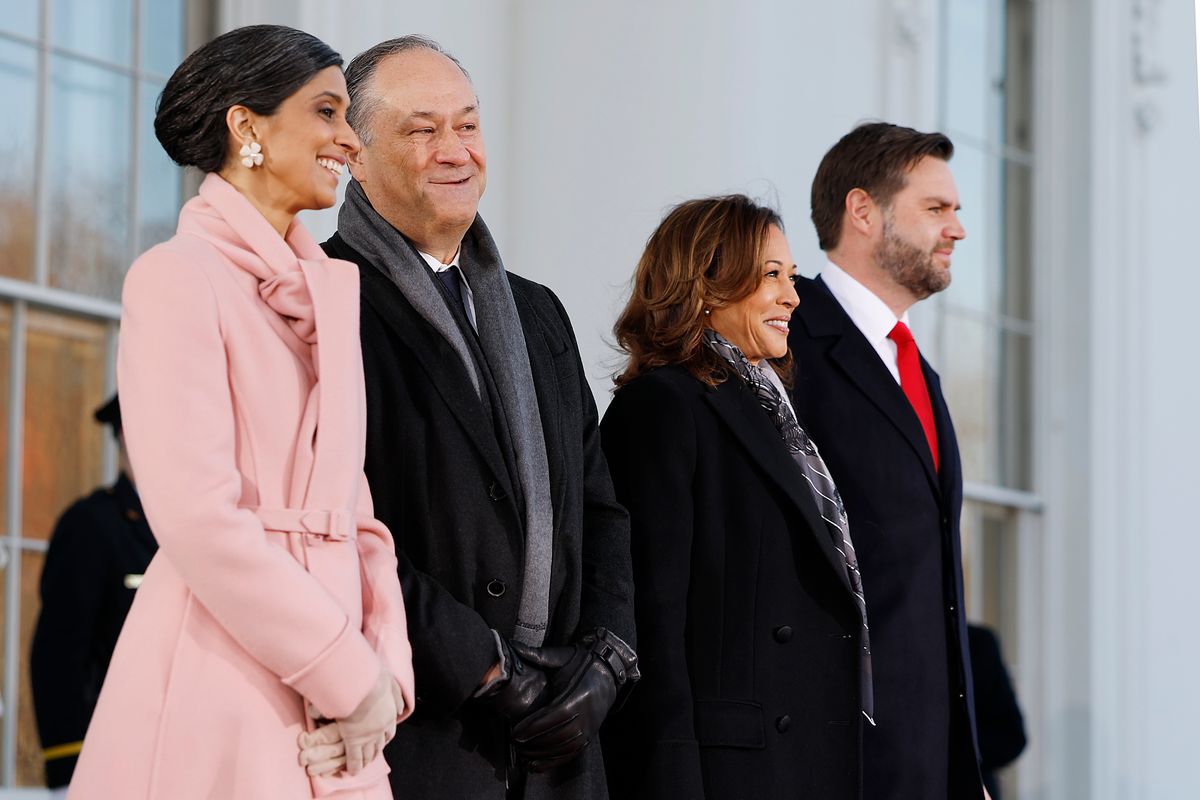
787 276 983 799
31 473 157 787
599 365 865 800
323 232 634 799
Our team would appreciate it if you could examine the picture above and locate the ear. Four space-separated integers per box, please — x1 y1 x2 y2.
347 143 369 183
844 187 877 239
225 104 260 146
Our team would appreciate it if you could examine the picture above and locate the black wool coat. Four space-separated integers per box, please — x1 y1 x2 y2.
31 473 157 788
600 365 865 800
788 276 983 800
323 233 634 799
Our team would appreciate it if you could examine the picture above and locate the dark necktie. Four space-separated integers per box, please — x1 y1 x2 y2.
435 265 474 332
888 321 939 471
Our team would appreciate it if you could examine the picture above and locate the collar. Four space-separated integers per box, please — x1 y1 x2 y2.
819 259 909 346
418 248 462 273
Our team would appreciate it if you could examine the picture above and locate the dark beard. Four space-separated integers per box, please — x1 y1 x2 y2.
875 215 951 299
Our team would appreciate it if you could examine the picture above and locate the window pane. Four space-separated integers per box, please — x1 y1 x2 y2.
22 310 109 542
18 548 44 786
47 56 132 300
51 0 133 66
944 143 994 316
0 303 12 526
141 0 184 77
0 2 39 39
941 313 1032 490
137 80 180 253
0 40 39 282
942 0 1006 145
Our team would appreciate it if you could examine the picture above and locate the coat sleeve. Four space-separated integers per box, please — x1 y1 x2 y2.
355 475 416 720
600 374 706 799
545 289 636 647
117 247 382 720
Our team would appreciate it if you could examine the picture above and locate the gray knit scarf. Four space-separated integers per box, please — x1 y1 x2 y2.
339 179 554 647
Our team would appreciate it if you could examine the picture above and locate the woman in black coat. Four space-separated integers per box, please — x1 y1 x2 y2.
600 195 869 799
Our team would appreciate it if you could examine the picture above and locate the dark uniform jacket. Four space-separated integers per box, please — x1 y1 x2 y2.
788 276 982 799
600 365 865 800
322 232 634 799
31 473 156 787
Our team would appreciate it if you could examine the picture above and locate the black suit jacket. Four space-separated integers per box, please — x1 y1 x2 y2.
323 233 634 799
788 276 982 799
600 365 864 800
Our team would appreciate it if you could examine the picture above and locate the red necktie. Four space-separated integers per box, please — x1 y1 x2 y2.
888 322 939 471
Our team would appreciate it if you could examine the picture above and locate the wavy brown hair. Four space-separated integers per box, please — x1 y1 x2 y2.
614 194 789 389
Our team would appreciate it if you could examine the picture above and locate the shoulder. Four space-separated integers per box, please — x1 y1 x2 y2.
123 234 226 305
507 272 564 319
609 366 707 414
49 487 122 546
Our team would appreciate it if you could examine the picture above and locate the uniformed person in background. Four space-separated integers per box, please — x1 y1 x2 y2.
30 395 157 795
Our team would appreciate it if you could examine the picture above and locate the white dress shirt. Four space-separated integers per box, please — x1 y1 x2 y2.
419 248 478 331
818 260 907 385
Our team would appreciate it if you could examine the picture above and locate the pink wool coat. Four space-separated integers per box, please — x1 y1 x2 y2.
69 174 415 799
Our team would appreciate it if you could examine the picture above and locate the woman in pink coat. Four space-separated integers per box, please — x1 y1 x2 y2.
69 25 415 799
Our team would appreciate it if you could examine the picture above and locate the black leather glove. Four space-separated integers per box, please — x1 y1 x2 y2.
509 628 640 772
475 635 553 721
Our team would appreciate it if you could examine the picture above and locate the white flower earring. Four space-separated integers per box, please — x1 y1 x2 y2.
239 141 263 168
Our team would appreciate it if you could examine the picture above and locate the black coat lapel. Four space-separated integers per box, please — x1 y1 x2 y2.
704 380 853 594
797 277 940 495
923 363 961 506
347 241 518 505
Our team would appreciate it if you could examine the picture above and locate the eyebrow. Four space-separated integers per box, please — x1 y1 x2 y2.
404 105 479 121
309 90 346 103
922 196 962 210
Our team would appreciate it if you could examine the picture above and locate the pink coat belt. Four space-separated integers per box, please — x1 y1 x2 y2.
246 506 357 541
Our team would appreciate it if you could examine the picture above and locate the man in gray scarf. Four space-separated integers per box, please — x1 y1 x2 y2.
320 36 637 800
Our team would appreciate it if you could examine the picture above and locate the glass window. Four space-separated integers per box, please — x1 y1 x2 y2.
18 549 44 786
51 0 133 66
141 0 184 77
47 55 133 301
0 3 40 40
22 309 109 542
942 0 1006 145
0 40 39 282
137 80 180 253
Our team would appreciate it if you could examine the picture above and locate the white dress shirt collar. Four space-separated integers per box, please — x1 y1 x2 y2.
819 259 908 384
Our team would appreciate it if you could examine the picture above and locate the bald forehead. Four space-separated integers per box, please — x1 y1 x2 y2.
372 48 476 102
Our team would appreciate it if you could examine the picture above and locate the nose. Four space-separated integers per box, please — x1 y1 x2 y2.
945 210 966 241
781 278 799 309
335 116 359 154
434 127 470 166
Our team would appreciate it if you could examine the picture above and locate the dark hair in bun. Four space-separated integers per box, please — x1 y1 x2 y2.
154 25 342 174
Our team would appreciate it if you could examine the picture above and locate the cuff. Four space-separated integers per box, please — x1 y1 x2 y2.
472 630 510 698
282 618 381 719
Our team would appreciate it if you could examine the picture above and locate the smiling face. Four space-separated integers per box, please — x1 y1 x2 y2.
873 155 965 301
348 48 486 259
244 65 357 214
707 224 798 365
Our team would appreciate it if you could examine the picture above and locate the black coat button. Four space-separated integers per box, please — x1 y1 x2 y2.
773 625 793 643
486 579 506 597
488 482 504 502
775 715 792 733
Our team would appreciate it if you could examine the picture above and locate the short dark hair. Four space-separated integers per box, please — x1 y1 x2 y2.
810 122 954 251
344 35 471 145
154 25 343 174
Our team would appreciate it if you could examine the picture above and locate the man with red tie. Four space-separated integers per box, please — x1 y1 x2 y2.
788 122 987 799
